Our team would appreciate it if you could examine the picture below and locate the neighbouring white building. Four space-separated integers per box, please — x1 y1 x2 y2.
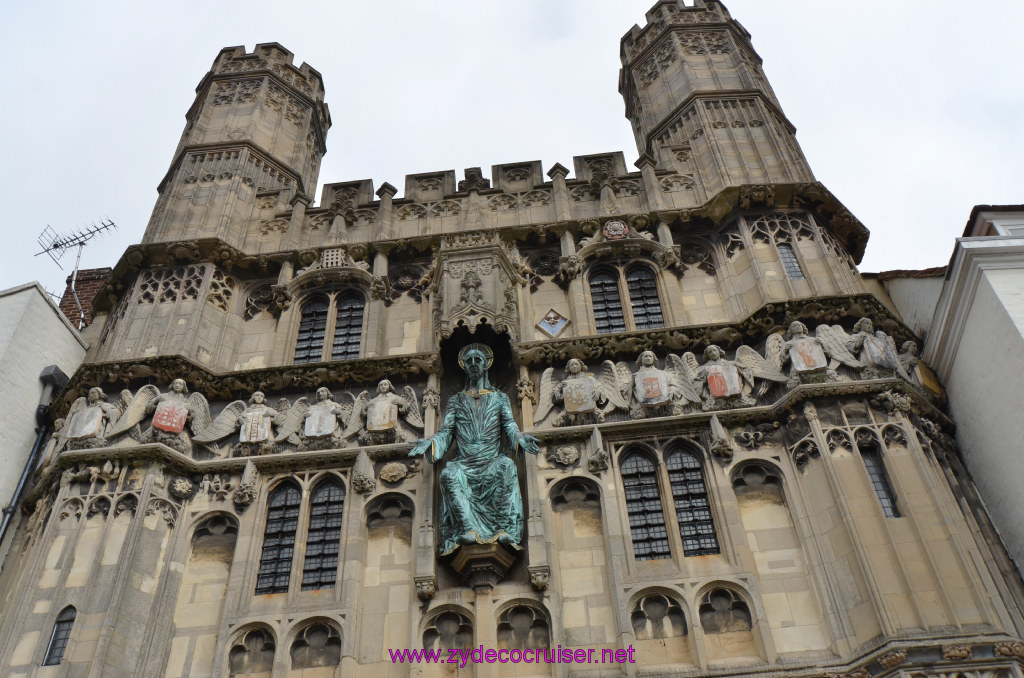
882 205 1024 569
0 283 86 565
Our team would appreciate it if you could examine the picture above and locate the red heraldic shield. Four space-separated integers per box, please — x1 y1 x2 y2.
152 401 188 433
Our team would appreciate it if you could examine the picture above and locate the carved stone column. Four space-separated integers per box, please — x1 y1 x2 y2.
376 182 397 238
548 163 571 222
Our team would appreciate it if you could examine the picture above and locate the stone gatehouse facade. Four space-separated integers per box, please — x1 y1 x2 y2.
2 1 1023 677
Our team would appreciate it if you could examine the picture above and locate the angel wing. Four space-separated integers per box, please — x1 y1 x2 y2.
341 391 370 439
188 392 212 436
193 400 246 443
107 385 161 438
667 354 702 405
878 331 911 380
816 324 862 369
614 362 634 406
597 360 629 411
735 345 788 383
533 367 556 424
54 396 87 452
402 386 424 430
275 397 310 442
765 333 786 373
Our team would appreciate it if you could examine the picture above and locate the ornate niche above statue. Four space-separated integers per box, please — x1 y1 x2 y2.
431 231 529 341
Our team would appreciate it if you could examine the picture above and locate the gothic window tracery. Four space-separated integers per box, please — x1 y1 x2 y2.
423 610 473 651
293 290 365 364
631 594 687 639
620 443 720 562
588 263 665 334
229 627 276 676
290 622 342 669
496 605 550 649
859 440 900 518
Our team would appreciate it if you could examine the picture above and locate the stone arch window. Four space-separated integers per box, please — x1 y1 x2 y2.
776 243 804 280
302 478 346 591
42 605 76 666
620 450 670 561
497 605 550 649
229 627 275 676
256 481 302 594
293 289 365 364
698 588 752 633
858 438 900 518
631 593 687 640
423 610 473 650
665 446 719 556
365 493 415 529
550 477 601 512
290 622 342 670
588 262 665 333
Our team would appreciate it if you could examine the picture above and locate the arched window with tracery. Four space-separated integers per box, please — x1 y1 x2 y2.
588 263 664 333
620 451 670 561
302 479 346 591
666 447 719 556
256 482 302 594
293 289 366 364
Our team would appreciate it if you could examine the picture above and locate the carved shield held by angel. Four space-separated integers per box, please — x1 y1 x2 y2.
533 359 629 427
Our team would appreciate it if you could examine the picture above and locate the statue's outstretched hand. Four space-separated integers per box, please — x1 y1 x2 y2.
519 433 541 456
409 438 432 459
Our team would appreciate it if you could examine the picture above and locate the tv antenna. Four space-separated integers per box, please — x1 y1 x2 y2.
35 218 117 329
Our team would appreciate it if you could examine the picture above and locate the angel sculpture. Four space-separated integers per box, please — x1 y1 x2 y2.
193 391 283 456
275 387 349 451
630 350 702 418
104 379 211 456
779 321 838 387
817 318 908 381
897 341 921 386
697 344 788 411
340 379 424 445
57 387 126 451
533 358 629 427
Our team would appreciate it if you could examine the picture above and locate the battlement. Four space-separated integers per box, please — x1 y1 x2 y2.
620 0 742 62
209 42 325 100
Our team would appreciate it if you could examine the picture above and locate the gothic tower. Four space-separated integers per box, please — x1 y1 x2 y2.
144 43 331 251
619 0 813 199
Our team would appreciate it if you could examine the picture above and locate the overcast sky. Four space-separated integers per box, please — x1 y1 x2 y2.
2 1 1021 300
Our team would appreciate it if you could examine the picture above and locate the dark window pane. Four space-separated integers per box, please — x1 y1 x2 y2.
621 453 670 561
626 266 664 329
302 480 347 590
294 297 329 364
256 484 302 594
589 270 626 334
331 293 364 360
862 447 899 518
777 243 805 280
666 450 719 556
43 607 76 665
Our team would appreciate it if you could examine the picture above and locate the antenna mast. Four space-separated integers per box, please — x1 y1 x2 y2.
35 219 117 330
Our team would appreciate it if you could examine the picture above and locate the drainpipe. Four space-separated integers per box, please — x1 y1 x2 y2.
0 365 69 552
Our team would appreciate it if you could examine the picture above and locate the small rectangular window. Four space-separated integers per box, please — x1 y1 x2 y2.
777 243 805 280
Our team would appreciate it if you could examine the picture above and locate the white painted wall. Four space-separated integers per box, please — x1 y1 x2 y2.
0 283 86 559
882 276 944 342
